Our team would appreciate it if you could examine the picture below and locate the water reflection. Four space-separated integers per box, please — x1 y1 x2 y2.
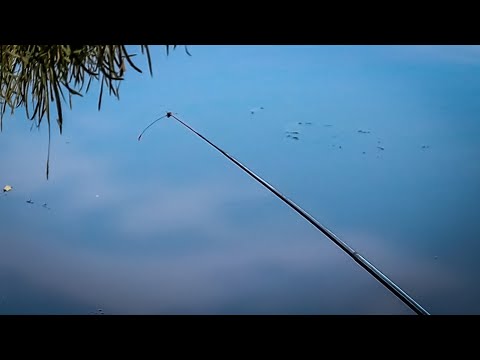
0 123 413 314
1 45 480 314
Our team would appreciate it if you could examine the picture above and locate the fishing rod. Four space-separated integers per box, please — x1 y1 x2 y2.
139 111 430 315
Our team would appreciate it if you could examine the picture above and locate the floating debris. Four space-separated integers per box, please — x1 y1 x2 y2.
421 145 430 150
338 145 342 149
298 122 303 125
3 185 12 192
26 199 34 204
305 122 313 125
290 136 299 140
357 130 371 134
377 146 385 151
324 124 333 127
285 131 300 135
42 203 51 210
362 151 366 154
90 308 105 315
250 107 264 115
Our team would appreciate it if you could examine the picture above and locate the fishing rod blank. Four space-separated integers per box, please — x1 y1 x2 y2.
139 111 430 315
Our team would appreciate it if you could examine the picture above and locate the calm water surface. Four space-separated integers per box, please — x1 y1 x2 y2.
1 45 479 314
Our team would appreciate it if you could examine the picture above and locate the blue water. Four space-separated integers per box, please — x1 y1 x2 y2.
1 45 479 314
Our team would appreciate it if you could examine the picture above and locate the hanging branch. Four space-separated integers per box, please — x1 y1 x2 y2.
0 45 192 179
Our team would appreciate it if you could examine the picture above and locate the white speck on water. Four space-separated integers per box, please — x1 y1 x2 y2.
95 195 100 198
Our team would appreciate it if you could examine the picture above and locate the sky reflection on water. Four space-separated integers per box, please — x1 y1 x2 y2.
1 45 479 314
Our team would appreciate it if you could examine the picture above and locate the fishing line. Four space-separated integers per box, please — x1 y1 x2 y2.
137 114 168 141
138 111 430 315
